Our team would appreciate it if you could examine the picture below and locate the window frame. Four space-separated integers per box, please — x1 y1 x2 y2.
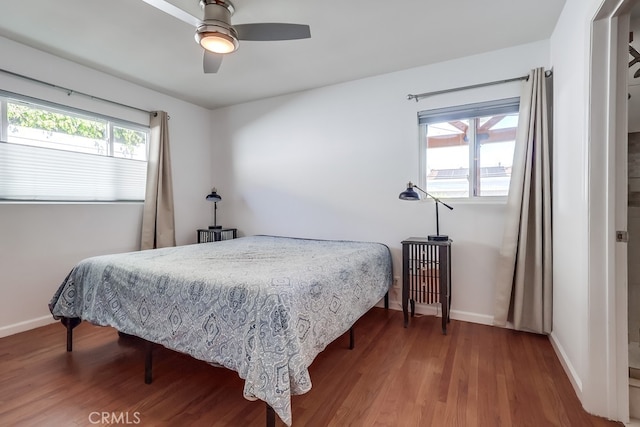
418 97 520 200
0 90 150 202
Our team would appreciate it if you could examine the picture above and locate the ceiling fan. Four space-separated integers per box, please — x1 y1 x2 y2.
141 0 311 73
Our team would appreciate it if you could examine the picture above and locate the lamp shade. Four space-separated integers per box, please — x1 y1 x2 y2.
205 189 222 202
398 183 421 201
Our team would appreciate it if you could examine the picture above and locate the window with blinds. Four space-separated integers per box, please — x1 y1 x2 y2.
0 92 149 201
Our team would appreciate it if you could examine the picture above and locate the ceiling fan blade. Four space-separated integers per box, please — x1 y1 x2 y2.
140 0 200 27
203 51 223 74
235 23 311 41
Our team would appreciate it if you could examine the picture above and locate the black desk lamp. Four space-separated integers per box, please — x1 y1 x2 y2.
399 182 453 241
205 188 222 229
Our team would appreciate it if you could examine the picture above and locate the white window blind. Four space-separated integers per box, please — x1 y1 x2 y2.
0 91 149 202
0 142 146 201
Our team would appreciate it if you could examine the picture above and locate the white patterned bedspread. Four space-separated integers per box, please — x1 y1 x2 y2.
49 235 392 425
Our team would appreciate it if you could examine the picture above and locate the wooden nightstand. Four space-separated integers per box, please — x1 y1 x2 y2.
197 228 237 243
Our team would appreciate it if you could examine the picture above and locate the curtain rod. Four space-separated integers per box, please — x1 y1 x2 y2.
407 70 553 102
0 67 153 115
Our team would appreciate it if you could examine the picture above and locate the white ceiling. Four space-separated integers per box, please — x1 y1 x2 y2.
0 0 566 110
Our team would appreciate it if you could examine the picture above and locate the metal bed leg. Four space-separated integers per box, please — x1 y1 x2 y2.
266 403 275 427
61 317 81 352
144 340 153 384
66 321 73 352
384 291 389 309
349 326 354 350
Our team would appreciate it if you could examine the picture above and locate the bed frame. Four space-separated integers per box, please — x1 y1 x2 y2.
60 294 387 426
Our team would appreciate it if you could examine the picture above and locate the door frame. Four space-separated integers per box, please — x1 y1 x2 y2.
588 0 631 422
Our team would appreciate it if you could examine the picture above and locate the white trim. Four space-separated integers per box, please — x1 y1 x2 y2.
0 315 57 338
550 330 583 400
615 9 631 423
384 293 496 326
432 197 508 205
587 0 632 422
449 309 495 326
586 9 618 419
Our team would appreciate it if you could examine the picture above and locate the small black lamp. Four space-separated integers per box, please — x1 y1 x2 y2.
399 182 453 241
205 188 222 229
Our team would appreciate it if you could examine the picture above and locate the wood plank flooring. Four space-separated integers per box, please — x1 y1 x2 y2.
0 308 622 426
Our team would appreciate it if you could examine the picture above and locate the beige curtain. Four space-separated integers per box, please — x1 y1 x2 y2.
493 68 552 334
141 111 176 250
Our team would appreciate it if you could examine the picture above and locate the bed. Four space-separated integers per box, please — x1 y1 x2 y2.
49 235 392 426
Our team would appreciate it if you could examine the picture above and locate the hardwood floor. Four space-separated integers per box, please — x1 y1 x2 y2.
0 308 622 426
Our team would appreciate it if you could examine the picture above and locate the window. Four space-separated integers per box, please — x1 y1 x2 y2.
419 98 519 198
0 92 149 201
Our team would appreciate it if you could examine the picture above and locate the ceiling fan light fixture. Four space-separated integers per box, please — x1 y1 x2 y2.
198 32 237 53
196 23 239 54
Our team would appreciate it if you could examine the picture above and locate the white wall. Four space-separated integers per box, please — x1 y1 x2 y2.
209 40 551 323
0 37 213 337
548 0 593 399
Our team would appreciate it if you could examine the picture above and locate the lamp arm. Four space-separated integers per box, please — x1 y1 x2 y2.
412 184 454 210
